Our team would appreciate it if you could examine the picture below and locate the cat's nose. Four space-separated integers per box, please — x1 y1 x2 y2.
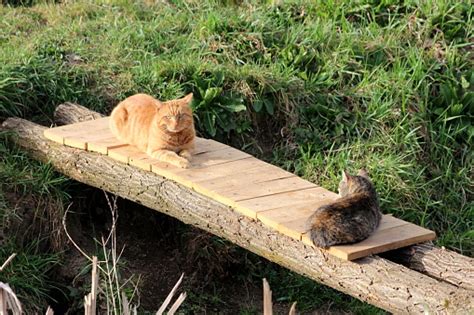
169 119 179 130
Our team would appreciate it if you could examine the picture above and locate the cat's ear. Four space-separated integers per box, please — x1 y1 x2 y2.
181 93 193 106
342 170 351 182
357 169 369 179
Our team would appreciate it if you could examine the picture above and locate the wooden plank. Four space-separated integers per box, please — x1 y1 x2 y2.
87 136 126 154
184 176 318 219
149 147 251 183
145 157 266 201
256 199 336 231
299 216 434 260
65 128 114 150
44 128 67 144
173 158 277 183
282 214 406 242
322 223 435 260
196 163 295 189
230 187 338 219
236 187 337 217
194 137 228 154
126 138 228 171
108 145 142 164
43 117 110 144
129 154 154 171
64 122 113 150
214 176 317 202
188 147 251 168
148 157 300 216
148 147 250 177
47 117 121 154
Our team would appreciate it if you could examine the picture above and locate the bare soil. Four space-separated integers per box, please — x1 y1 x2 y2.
54 186 297 314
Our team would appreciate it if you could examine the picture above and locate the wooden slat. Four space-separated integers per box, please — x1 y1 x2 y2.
187 147 250 168
303 221 436 260
108 145 142 164
129 155 154 171
87 136 126 154
256 199 336 231
173 158 271 183
235 187 337 217
65 126 114 150
215 176 317 202
143 158 268 203
182 176 318 218
194 137 228 154
43 117 110 145
126 137 228 171
196 163 293 187
44 128 67 144
195 163 297 198
148 147 251 186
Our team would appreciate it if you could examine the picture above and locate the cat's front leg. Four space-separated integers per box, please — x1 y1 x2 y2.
148 149 190 168
178 149 192 161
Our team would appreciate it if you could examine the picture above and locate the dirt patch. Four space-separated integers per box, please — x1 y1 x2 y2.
54 187 303 314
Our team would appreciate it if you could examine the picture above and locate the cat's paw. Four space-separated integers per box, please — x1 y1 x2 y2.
179 150 192 160
176 157 190 169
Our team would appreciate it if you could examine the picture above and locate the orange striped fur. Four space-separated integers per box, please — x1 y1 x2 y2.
110 93 195 168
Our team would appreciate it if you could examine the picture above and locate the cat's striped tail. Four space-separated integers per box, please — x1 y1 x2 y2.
307 210 335 248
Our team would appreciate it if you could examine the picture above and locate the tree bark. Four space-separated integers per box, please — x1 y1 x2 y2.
2 111 473 314
53 102 104 125
385 243 474 291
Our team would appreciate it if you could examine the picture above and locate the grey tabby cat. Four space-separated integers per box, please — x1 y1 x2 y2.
307 169 382 248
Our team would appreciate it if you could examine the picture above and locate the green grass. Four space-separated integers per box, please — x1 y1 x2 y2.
0 241 62 312
0 0 472 313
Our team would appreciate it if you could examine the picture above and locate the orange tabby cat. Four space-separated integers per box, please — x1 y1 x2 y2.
109 93 195 168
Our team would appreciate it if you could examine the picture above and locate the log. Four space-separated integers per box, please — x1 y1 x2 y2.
386 243 474 291
2 110 473 314
53 102 104 125
54 103 474 292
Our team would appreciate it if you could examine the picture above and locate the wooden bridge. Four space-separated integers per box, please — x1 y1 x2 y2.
43 116 435 261
2 103 473 313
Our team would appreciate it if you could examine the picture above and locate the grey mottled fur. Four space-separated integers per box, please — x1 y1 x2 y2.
307 170 382 248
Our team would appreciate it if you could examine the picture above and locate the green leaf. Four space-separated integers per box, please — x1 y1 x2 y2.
193 100 206 111
253 100 263 112
204 87 222 102
264 99 274 115
440 83 456 105
221 103 246 112
449 103 464 116
461 76 470 90
213 71 225 86
203 112 217 137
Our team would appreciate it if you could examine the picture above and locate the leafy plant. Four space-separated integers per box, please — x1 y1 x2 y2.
190 72 248 138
